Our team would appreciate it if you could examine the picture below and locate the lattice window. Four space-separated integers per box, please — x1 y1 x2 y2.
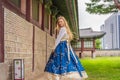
10 0 21 8
32 0 39 21
84 40 93 48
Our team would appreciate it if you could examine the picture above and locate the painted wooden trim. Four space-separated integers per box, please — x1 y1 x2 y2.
50 15 52 36
0 0 4 62
26 0 31 21
41 2 44 30
32 26 35 72
93 39 95 52
81 39 84 53
21 0 26 14
3 0 25 18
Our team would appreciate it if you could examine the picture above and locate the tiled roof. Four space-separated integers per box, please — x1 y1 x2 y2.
79 28 106 39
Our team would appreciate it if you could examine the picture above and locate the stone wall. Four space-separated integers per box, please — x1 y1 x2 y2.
95 50 120 57
75 50 120 57
3 8 55 80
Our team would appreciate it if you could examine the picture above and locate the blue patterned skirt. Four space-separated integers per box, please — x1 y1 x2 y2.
44 41 87 78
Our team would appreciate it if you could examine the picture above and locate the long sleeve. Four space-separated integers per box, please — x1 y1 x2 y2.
55 27 67 48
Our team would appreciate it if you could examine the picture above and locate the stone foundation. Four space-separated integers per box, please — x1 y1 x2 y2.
75 50 120 58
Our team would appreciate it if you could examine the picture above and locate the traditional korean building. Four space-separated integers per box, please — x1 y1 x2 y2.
72 28 106 58
0 0 79 80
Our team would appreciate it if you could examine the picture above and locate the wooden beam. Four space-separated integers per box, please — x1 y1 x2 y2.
0 0 4 62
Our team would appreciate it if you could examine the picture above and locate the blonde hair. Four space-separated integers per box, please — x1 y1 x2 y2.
55 16 74 41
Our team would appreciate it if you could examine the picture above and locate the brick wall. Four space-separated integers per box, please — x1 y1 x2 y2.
4 8 55 80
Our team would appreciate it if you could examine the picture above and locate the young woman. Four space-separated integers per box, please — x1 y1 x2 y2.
44 16 88 80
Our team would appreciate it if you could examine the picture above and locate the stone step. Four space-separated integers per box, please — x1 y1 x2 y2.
35 72 84 80
35 73 47 80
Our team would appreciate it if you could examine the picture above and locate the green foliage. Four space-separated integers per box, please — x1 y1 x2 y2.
39 0 43 3
50 5 59 17
71 31 79 44
95 39 101 49
86 0 118 14
44 0 52 14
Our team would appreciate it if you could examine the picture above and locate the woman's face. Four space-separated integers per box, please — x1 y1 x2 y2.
57 18 65 27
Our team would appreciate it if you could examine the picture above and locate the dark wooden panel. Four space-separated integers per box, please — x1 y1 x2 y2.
0 0 4 62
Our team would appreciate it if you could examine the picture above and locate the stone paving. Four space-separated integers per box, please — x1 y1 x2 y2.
35 72 86 80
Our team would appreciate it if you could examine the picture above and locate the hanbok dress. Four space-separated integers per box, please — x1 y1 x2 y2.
44 27 88 80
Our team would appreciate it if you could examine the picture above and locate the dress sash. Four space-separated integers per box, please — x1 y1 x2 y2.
66 40 78 63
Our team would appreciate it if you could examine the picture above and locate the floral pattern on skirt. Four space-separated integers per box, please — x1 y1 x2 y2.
44 41 88 79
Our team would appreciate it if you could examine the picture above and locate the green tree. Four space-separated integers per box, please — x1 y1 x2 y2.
85 0 118 14
95 39 101 49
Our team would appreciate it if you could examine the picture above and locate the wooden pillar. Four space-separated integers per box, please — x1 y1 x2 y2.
41 2 44 30
21 0 26 14
32 26 35 72
93 39 95 52
91 50 94 58
26 0 31 21
91 39 95 58
80 39 84 58
50 15 52 36
39 3 42 27
0 0 4 62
